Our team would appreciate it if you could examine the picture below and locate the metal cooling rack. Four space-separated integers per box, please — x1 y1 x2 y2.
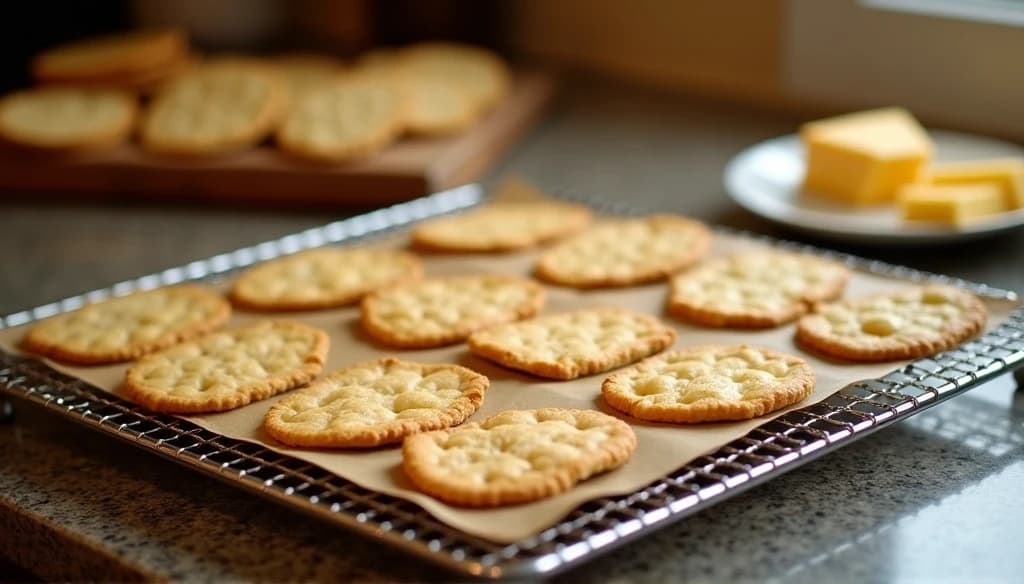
2 183 1023 580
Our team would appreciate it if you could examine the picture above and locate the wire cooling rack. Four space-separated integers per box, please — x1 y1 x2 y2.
2 183 1023 579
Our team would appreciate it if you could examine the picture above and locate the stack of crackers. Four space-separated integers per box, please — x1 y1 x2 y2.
18 178 988 508
0 29 510 161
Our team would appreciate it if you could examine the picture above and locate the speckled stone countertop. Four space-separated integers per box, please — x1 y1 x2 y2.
3 77 1024 582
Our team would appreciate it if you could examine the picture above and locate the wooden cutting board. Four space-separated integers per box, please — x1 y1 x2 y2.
0 71 555 206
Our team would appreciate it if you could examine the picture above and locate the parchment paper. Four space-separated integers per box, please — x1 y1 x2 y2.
1 231 1017 544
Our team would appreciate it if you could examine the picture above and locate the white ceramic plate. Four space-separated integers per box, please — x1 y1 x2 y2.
724 130 1024 244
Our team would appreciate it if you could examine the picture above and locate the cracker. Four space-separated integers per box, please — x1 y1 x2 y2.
21 285 230 365
123 320 329 413
535 215 712 288
402 408 636 507
275 53 346 99
230 247 422 311
400 75 476 136
276 78 405 162
400 42 509 116
468 308 677 380
32 29 187 84
602 345 815 423
140 62 288 155
668 251 850 328
796 285 987 362
0 87 136 150
411 180 593 252
264 357 487 448
361 275 545 349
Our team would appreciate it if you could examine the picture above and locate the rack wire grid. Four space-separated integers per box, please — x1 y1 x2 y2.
2 183 1023 580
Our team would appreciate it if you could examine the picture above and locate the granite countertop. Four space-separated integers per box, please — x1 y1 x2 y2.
2 77 1024 582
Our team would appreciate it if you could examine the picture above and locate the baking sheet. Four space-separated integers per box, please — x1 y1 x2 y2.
1 230 1017 544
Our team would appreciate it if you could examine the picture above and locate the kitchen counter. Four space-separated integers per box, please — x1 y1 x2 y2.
2 76 1024 582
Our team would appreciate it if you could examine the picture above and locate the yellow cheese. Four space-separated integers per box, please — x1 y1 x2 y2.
801 107 933 205
925 158 1024 209
898 183 1007 226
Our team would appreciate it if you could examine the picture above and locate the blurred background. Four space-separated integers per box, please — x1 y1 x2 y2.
3 0 1022 139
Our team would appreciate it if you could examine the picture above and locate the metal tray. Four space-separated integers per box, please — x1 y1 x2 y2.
2 183 1022 580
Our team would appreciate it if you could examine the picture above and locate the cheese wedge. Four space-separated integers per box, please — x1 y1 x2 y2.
801 108 933 205
925 158 1024 209
899 183 1007 226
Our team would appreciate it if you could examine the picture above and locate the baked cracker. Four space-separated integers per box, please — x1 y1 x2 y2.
361 275 545 349
468 307 677 380
264 357 487 448
668 250 850 328
602 345 815 423
402 408 636 507
535 214 712 288
122 320 328 413
796 285 987 362
21 285 230 365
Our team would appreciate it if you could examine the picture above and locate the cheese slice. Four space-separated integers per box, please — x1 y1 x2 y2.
801 108 933 205
925 158 1024 209
899 183 1007 226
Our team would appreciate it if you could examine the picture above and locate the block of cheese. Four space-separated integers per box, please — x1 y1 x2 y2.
801 108 933 205
925 158 1024 209
898 183 1007 226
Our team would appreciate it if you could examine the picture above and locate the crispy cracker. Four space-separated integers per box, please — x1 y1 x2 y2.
535 215 712 288
275 53 346 99
122 320 328 413
230 247 422 311
402 408 636 507
276 78 405 162
141 61 287 155
796 285 987 362
468 308 677 380
412 180 593 252
361 275 545 349
21 285 230 365
602 345 815 423
32 29 187 84
399 42 509 117
0 87 136 150
668 251 850 328
264 357 487 448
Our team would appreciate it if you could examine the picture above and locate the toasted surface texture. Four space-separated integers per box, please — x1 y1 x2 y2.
468 308 677 380
536 215 712 288
277 79 404 162
264 357 487 448
602 345 815 423
668 251 850 328
412 181 592 252
123 320 328 413
32 29 186 83
141 62 287 155
0 87 136 150
230 247 422 311
402 408 636 507
21 285 230 365
796 285 987 362
361 275 545 349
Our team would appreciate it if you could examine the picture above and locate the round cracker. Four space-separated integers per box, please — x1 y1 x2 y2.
0 87 136 150
602 345 815 423
402 408 636 507
122 320 329 413
21 285 230 365
264 357 487 448
230 247 422 311
796 285 987 362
